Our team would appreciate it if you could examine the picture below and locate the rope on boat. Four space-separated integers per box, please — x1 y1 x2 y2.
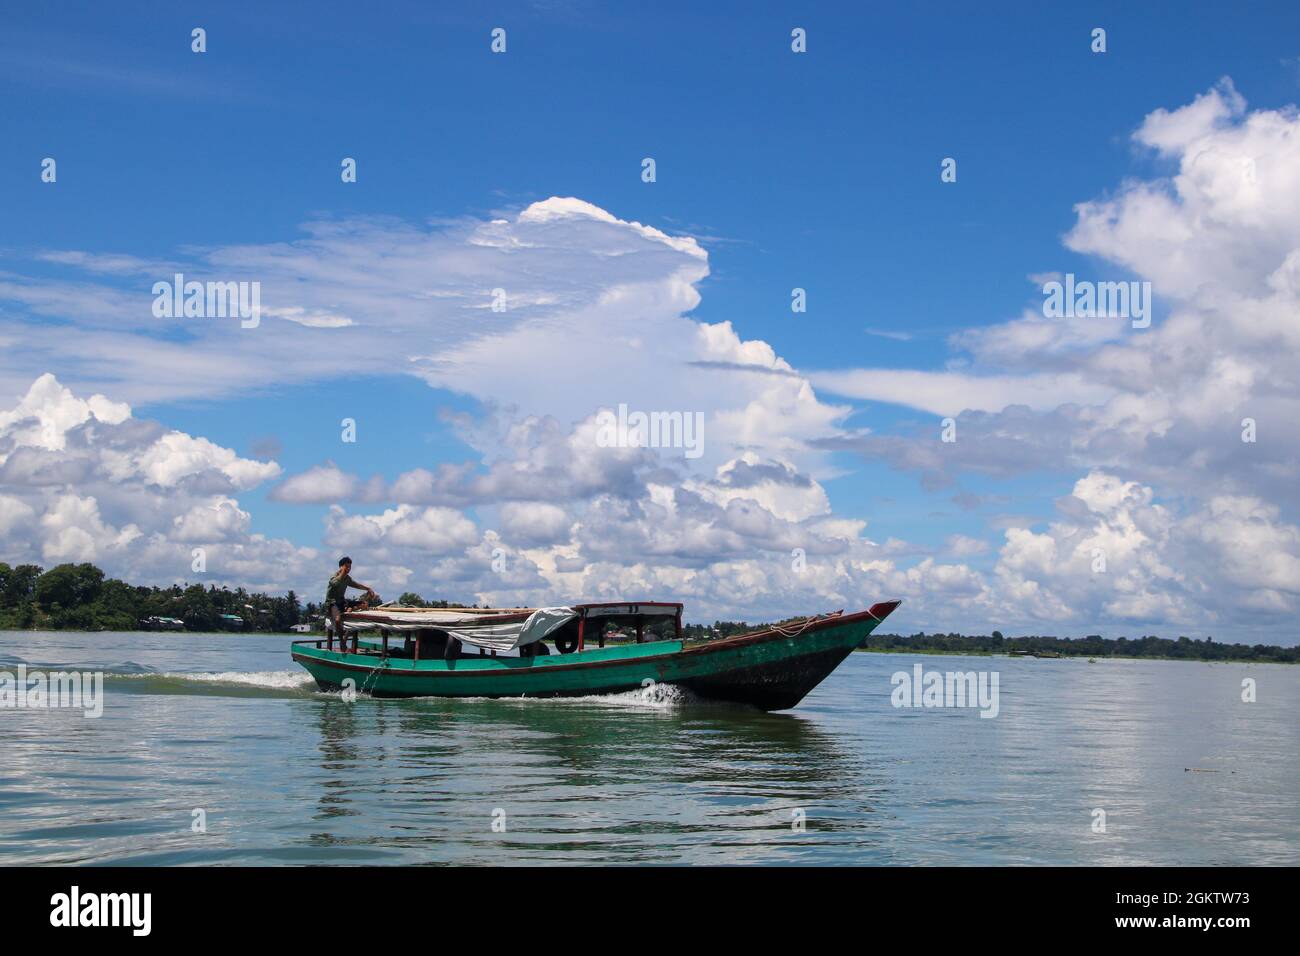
768 608 849 638
770 615 821 638
358 644 389 696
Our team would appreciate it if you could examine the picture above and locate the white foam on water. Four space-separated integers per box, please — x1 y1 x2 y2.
173 669 317 690
562 683 697 708
116 669 316 691
415 683 698 709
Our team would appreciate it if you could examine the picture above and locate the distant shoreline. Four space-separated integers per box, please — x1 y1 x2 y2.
6 564 1293 662
852 647 1295 664
3 624 1294 665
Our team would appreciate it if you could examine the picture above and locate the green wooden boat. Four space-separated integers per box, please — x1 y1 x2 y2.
292 599 901 711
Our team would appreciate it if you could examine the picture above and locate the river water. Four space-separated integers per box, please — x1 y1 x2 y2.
1 630 1295 865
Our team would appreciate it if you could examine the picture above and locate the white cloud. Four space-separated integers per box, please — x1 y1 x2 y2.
990 471 1300 629
39 494 142 564
0 373 129 452
324 504 480 556
7 96 1300 644
1 199 850 482
810 368 1115 416
824 82 1300 511
132 432 281 490
271 463 366 504
948 308 1130 366
1135 77 1247 156
497 501 572 546
945 534 989 558
172 497 251 543
686 453 830 523
0 374 311 591
7 373 1296 639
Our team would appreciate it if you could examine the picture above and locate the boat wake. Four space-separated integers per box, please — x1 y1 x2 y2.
7 653 705 708
1 654 318 699
104 669 317 698
0 654 155 674
440 682 702 711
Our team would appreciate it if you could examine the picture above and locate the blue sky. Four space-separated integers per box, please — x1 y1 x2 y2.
4 2 1300 642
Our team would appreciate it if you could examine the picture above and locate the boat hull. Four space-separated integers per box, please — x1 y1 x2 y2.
292 602 899 711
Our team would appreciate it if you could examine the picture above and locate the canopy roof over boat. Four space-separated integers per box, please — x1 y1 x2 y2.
341 606 576 652
339 602 685 652
580 602 681 619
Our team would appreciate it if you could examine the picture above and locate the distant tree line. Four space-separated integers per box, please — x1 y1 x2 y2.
395 593 461 609
0 561 306 632
3 566 1295 659
864 630 1297 663
685 620 1297 663
0 571 508 633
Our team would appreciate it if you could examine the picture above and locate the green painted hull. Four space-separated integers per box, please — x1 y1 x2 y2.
292 603 899 711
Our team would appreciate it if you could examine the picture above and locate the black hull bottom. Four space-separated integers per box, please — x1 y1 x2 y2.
679 644 857 711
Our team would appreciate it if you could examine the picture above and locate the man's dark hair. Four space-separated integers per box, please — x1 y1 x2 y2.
339 556 352 567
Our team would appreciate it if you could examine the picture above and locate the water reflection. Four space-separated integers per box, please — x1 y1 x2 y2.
5 631 1296 865
301 690 886 863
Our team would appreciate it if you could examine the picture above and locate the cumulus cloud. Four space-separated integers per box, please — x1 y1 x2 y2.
685 453 830 523
991 471 1300 628
0 374 312 590
0 374 280 495
0 198 864 612
821 82 1300 506
172 496 251 543
7 101 1300 642
5 371 1297 639
270 463 385 504
496 501 572 546
324 504 480 557
802 81 1300 638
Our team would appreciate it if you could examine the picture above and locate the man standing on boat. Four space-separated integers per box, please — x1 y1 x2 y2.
325 556 378 643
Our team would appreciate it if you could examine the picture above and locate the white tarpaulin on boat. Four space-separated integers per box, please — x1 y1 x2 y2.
341 606 577 652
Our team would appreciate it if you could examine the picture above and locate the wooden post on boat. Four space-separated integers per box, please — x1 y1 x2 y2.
636 621 644 643
675 610 682 641
577 615 586 653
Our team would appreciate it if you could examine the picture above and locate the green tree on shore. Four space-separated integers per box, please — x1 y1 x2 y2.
0 561 314 633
